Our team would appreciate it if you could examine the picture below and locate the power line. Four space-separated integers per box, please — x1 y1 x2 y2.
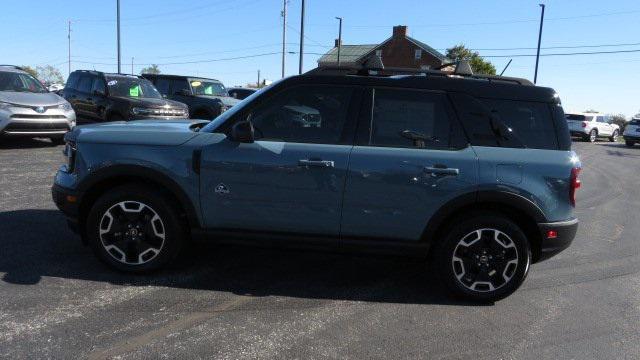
73 52 282 66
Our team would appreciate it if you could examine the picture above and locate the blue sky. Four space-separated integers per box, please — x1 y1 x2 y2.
3 0 639 117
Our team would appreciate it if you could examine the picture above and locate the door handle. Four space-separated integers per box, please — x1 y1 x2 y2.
424 165 459 176
298 159 335 168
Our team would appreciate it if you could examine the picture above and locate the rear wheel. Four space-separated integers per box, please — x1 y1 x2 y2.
587 129 597 142
625 140 635 147
609 130 619 142
432 213 531 302
86 184 186 272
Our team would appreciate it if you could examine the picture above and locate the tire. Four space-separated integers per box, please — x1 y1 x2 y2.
587 129 597 142
609 130 619 142
626 140 636 147
431 212 531 302
85 184 186 273
50 136 65 145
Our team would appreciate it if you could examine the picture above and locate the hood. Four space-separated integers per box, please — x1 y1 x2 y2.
194 94 241 107
0 91 65 106
67 119 209 146
111 96 187 108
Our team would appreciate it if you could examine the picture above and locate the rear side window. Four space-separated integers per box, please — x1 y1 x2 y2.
76 75 93 93
366 89 465 149
171 79 190 95
65 72 80 90
630 119 640 126
482 98 558 150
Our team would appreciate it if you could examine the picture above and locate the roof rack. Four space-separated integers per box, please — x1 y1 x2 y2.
306 58 533 86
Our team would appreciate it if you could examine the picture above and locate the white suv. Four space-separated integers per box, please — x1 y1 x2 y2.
623 118 640 147
566 112 620 142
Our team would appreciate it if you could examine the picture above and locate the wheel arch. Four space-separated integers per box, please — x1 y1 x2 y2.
422 190 546 262
76 165 200 242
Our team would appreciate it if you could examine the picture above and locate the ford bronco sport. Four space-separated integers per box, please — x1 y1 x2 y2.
52 62 580 302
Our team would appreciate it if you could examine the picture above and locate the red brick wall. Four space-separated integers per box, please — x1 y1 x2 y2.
374 37 443 69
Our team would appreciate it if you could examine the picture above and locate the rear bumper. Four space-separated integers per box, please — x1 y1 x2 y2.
536 218 578 262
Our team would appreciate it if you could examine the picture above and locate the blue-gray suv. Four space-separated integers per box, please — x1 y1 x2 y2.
52 65 581 301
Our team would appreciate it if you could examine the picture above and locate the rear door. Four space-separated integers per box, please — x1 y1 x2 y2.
73 74 94 123
200 84 359 236
596 115 611 135
341 88 478 241
88 76 108 122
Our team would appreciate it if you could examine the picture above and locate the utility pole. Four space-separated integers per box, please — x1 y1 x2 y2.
298 0 305 74
534 3 545 84
67 20 71 78
257 70 261 88
281 0 287 78
131 57 134 74
116 0 121 73
335 17 343 66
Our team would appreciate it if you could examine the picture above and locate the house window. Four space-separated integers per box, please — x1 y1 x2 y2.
414 49 422 59
376 49 383 57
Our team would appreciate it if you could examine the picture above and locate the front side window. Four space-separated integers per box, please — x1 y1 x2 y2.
76 75 93 93
0 71 47 93
155 78 171 95
92 77 106 94
368 89 458 149
596 116 605 123
105 76 162 99
171 79 191 95
190 79 226 96
249 85 353 144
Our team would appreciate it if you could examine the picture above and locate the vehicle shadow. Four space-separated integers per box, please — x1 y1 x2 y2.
0 137 60 149
0 209 479 306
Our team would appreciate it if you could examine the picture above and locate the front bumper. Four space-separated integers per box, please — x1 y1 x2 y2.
51 183 81 233
537 218 578 262
1 106 75 136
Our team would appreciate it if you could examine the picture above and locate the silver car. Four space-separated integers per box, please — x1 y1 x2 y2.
0 65 75 144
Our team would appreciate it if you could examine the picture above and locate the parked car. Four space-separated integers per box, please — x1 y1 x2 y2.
62 70 189 124
142 74 239 120
0 65 75 144
227 87 257 100
566 112 620 142
623 117 640 147
47 83 65 92
52 64 580 302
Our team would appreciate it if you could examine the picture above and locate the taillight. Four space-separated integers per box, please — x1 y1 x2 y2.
581 122 587 128
570 167 581 206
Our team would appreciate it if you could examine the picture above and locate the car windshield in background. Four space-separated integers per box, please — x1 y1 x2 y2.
189 79 226 96
105 76 162 99
0 71 47 93
566 114 593 121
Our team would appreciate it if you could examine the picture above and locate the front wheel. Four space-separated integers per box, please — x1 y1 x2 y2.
626 140 636 147
609 130 619 142
86 184 186 272
432 213 531 302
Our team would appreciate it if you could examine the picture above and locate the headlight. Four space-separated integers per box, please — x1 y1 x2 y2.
62 141 77 173
58 102 72 111
131 107 189 116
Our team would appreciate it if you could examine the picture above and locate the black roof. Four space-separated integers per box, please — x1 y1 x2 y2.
141 73 221 82
296 69 556 103
72 70 144 79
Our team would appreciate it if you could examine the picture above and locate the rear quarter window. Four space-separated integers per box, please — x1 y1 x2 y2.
481 98 559 150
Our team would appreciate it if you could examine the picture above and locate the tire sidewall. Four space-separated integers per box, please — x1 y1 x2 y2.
86 185 184 273
434 214 531 302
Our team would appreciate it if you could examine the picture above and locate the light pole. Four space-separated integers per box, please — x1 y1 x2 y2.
67 20 71 78
298 0 305 74
116 0 121 73
534 3 545 84
335 17 342 66
281 0 287 78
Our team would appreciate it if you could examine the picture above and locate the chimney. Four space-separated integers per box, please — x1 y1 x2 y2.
392 25 407 38
334 38 342 47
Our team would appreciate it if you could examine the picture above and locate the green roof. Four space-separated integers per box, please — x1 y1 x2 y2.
317 44 378 65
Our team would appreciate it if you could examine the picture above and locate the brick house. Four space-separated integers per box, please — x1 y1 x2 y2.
317 25 447 69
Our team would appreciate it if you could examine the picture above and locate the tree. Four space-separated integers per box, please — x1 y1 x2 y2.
610 114 628 132
445 44 496 75
20 65 38 78
140 64 161 75
36 65 64 84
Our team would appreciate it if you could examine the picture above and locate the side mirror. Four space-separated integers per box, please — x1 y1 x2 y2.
175 89 191 96
231 120 255 143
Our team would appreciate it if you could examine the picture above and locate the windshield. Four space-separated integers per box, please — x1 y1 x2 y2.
0 71 47 93
566 114 593 121
189 79 227 96
105 76 162 99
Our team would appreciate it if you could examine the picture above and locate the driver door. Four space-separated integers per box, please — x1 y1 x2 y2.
199 84 359 236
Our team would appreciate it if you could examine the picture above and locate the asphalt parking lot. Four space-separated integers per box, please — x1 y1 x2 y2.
1 138 639 359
